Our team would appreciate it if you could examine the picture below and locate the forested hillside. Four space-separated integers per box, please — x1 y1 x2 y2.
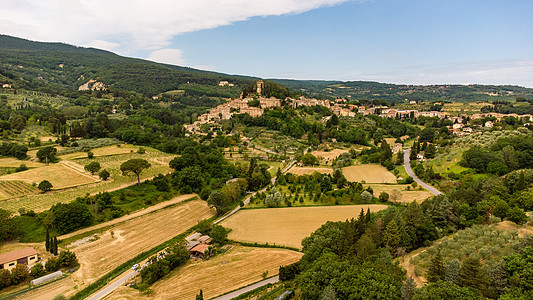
271 79 533 103
0 35 255 97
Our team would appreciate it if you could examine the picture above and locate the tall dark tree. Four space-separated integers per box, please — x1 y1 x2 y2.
427 251 445 282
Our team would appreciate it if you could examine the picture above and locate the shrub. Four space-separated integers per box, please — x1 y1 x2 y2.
98 169 110 180
45 257 59 272
30 262 45 278
57 250 78 267
87 151 94 159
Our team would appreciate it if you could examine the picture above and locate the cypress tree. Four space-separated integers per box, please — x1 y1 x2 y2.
53 237 58 255
45 228 50 252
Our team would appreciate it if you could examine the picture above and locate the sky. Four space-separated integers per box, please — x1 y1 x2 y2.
2 0 533 87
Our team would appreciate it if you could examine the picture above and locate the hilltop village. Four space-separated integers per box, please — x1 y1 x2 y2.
185 80 533 137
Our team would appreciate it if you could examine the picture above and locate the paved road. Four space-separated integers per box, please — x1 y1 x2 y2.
86 270 138 300
404 149 442 196
212 276 280 300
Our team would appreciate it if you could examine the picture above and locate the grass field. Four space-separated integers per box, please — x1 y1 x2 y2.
369 184 433 203
69 199 215 286
0 146 174 213
342 164 397 183
106 246 303 300
286 166 333 176
221 205 388 248
423 146 469 175
0 162 97 189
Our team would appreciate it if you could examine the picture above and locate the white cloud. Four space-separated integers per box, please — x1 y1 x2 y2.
0 0 354 52
147 49 186 66
85 40 120 52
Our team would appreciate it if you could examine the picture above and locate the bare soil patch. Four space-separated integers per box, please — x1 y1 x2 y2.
311 149 348 163
342 164 397 183
221 205 388 248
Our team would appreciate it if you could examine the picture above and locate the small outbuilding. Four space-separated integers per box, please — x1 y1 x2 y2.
0 247 39 270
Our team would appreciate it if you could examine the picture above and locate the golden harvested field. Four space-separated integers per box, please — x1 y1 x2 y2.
370 184 433 203
0 162 97 189
106 246 303 300
59 144 140 160
342 164 397 183
287 166 333 176
311 148 348 163
70 199 215 284
221 205 388 248
0 157 44 168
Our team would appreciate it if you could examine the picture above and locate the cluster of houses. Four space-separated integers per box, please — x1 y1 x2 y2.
186 233 213 260
181 81 533 137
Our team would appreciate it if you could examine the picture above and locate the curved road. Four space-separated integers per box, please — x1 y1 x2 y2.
212 276 279 300
404 149 442 196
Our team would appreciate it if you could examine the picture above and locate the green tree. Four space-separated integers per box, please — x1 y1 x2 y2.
211 225 228 245
10 263 29 284
301 153 319 166
38 180 53 192
87 151 94 159
360 191 373 202
265 186 283 207
458 257 483 290
427 252 445 282
0 269 11 288
507 206 528 225
36 146 57 163
207 191 232 216
383 220 401 252
413 280 483 300
45 257 59 272
379 191 390 202
0 209 18 241
401 277 417 300
84 161 101 174
445 259 460 285
57 250 77 267
425 144 437 159
195 290 204 300
98 169 110 180
120 159 151 185
30 262 45 278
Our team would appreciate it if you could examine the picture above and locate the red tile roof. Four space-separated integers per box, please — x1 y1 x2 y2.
0 247 38 265
189 244 209 254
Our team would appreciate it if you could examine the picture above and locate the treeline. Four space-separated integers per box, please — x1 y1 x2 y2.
281 188 532 299
461 134 533 175
137 241 189 291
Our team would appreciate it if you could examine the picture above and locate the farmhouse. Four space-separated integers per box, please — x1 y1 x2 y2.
0 247 39 270
189 244 210 259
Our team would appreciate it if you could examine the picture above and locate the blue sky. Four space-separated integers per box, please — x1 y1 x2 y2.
2 0 533 86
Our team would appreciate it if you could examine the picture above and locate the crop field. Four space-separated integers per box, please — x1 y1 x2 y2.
342 164 397 183
221 205 388 248
58 144 141 160
0 162 96 189
369 184 433 203
286 166 333 176
311 148 348 164
0 180 39 199
69 199 215 285
106 246 303 300
0 146 174 213
0 157 44 168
